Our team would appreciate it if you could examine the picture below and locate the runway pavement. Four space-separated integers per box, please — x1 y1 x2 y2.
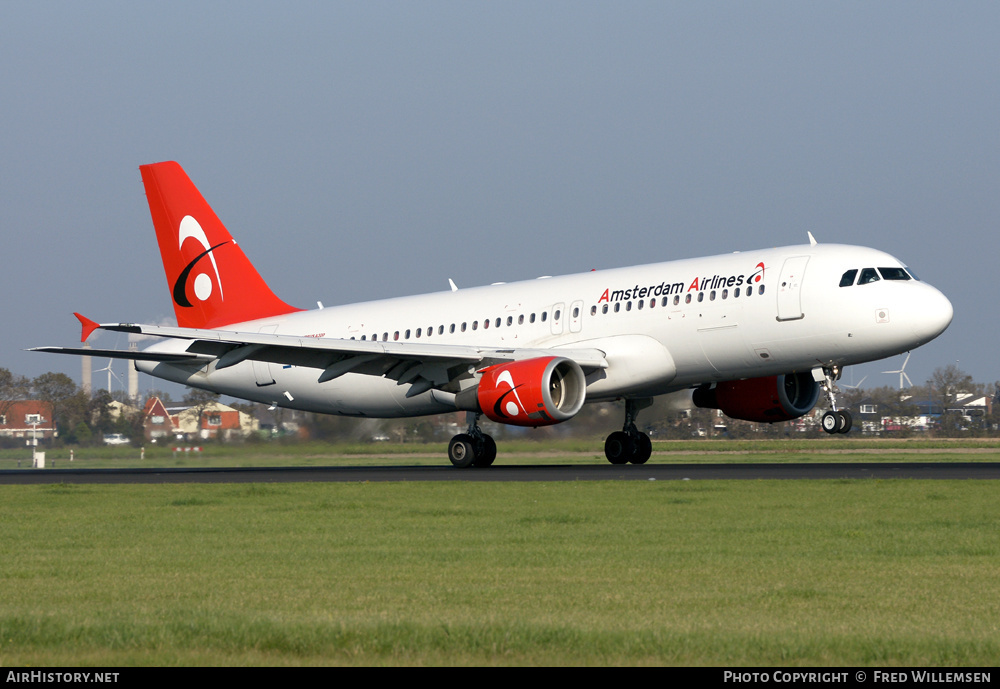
2 462 999 484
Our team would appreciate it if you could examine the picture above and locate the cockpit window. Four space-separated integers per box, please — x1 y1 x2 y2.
905 266 920 281
839 269 858 287
878 267 911 281
858 268 880 285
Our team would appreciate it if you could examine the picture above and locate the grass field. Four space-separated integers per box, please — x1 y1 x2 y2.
1 464 998 665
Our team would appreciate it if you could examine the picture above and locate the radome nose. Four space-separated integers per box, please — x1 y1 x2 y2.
916 285 953 344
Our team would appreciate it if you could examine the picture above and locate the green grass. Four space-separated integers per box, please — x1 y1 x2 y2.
0 479 997 665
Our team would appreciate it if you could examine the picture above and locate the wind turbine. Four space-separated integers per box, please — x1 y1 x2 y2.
841 374 868 390
882 353 912 389
94 358 123 393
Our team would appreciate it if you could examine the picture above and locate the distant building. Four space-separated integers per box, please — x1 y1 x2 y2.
144 397 258 441
0 401 56 439
143 397 178 441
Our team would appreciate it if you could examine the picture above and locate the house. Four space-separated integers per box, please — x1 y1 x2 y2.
946 393 994 430
143 397 178 441
0 401 56 439
143 397 259 442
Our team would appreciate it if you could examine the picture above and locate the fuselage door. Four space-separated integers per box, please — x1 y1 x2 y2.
776 256 809 322
551 302 565 335
569 300 584 333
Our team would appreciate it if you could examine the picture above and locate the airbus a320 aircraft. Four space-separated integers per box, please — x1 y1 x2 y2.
36 162 953 466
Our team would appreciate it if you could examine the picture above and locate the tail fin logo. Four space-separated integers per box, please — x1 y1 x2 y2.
173 216 228 308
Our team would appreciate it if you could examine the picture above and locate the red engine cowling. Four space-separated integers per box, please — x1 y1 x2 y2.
692 372 820 423
470 356 587 427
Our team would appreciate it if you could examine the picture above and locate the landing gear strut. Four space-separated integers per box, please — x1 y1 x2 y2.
605 398 653 465
817 366 852 435
448 412 497 468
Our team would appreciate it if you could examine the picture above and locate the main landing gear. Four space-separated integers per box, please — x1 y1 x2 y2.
818 366 852 435
448 412 497 468
604 398 653 465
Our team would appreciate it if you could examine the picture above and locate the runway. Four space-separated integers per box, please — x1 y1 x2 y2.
2 462 999 484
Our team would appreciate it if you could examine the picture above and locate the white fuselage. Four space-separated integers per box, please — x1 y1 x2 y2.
136 242 952 418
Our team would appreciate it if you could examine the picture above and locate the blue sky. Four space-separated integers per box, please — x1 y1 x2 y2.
2 2 997 397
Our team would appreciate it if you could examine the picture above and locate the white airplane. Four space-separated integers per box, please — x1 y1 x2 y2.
36 161 953 466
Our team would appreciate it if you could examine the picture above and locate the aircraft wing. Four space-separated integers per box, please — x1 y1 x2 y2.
28 346 211 364
37 318 609 397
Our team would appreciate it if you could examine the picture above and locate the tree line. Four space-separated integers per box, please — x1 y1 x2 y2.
3 364 998 447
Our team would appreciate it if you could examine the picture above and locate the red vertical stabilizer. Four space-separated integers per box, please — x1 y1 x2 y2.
140 161 301 329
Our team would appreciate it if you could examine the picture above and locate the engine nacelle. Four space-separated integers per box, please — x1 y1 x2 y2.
458 356 587 427
692 372 820 423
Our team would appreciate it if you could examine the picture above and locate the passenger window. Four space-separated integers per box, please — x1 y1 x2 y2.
758 284 765 295
858 268 880 285
697 292 704 302
685 294 692 304
734 287 741 298
840 269 858 287
590 306 597 316
602 304 609 314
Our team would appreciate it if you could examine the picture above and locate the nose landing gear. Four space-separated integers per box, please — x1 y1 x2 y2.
817 366 852 434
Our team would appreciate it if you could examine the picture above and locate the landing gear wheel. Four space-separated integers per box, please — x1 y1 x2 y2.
448 434 477 468
630 433 652 465
473 434 497 467
822 410 853 434
605 431 635 465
